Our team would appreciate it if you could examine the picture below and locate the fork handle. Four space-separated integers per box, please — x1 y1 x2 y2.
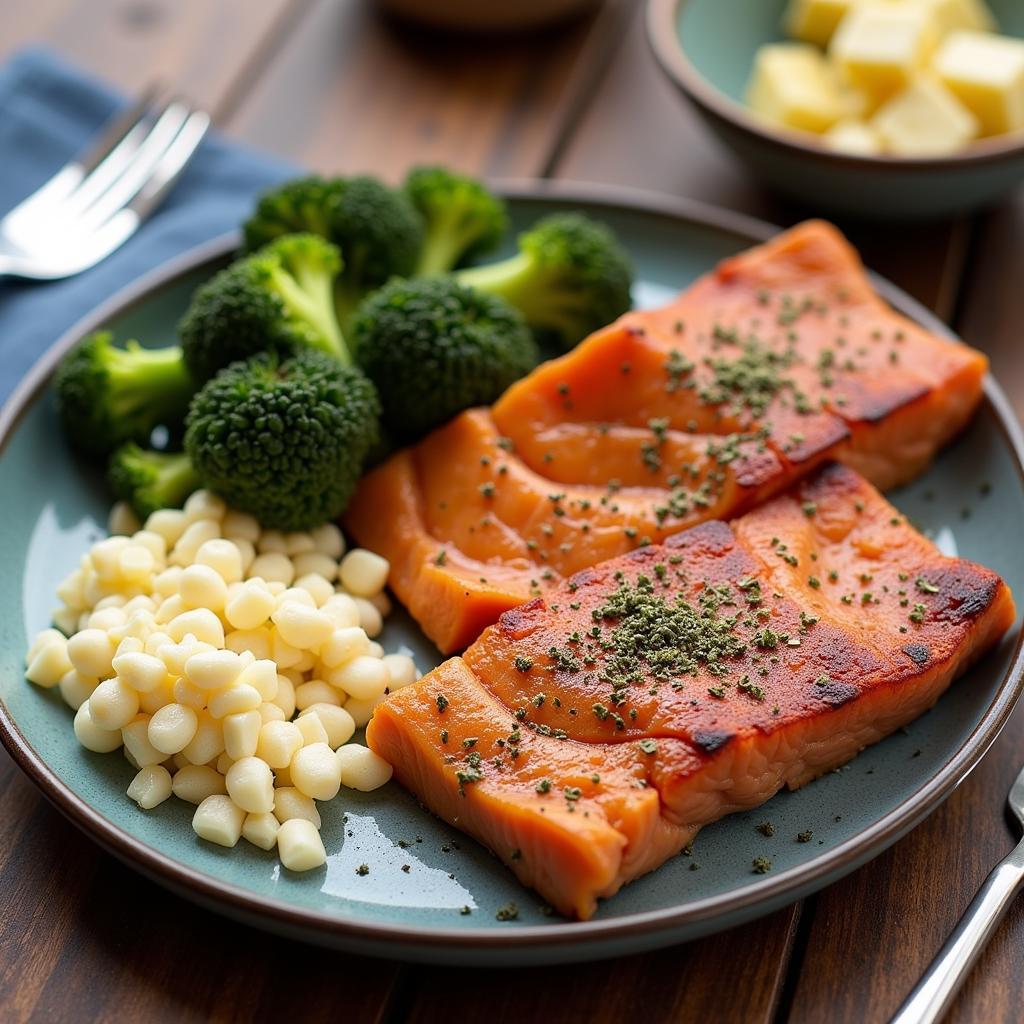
891 835 1024 1024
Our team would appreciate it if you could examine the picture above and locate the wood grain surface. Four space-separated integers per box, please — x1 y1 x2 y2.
2 1 1023 1022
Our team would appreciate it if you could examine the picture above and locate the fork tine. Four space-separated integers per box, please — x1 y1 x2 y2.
1 85 159 228
69 100 201 233
125 110 210 220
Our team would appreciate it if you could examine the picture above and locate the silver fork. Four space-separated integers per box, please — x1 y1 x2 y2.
892 762 1024 1023
0 90 210 280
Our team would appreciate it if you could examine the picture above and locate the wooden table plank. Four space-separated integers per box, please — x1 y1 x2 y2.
226 0 631 180
0 0 308 118
402 906 801 1024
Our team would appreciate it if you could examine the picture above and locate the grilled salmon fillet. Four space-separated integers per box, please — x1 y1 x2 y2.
367 464 1014 919
347 221 988 652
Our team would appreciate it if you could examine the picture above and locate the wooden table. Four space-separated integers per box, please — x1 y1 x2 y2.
2 2 1023 1021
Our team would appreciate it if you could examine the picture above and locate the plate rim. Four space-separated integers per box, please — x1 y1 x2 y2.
2 179 1023 956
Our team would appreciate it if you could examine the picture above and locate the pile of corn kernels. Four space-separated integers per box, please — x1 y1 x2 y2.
24 490 417 872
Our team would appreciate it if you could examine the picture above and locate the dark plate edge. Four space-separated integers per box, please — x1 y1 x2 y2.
0 179 1022 959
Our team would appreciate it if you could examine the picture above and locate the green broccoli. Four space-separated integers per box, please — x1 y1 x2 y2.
241 175 424 329
455 212 633 352
179 233 349 385
108 443 201 519
185 350 381 530
54 331 194 460
404 166 508 275
352 276 537 442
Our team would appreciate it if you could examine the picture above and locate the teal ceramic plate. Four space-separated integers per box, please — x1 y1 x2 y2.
1 183 1022 965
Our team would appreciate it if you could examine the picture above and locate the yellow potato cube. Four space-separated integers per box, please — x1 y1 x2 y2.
905 0 996 36
783 0 856 48
934 30 1024 135
830 6 939 105
746 43 846 133
823 117 884 154
871 75 979 153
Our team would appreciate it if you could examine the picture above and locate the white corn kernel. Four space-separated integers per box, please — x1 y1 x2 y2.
184 489 226 522
89 679 140 731
222 709 263 760
66 628 114 679
321 593 360 630
272 675 296 719
127 764 172 809
153 566 183 598
367 640 384 659
88 606 127 631
320 626 370 669
28 628 66 662
207 683 262 719
25 636 73 688
172 676 208 711
339 549 389 597
248 552 294 585
167 608 224 647
52 607 81 636
311 522 345 559
383 653 418 691
181 712 224 765
242 811 280 850
225 756 275 814
256 720 304 769
195 538 244 584
273 787 322 827
300 703 356 748
73 701 124 752
90 536 130 581
257 529 287 553
236 659 279 702
291 649 317 674
122 714 165 767
344 693 384 728
337 743 393 791
368 591 391 618
233 538 256 574
284 531 316 556
216 752 236 775
271 631 303 669
295 679 342 711
59 669 98 710
293 551 338 583
119 544 155 583
332 656 388 701
148 703 199 754
290 742 342 801
138 681 175 716
225 626 273 661
179 563 229 612
294 573 334 606
185 649 242 691
353 597 383 637
112 650 168 693
171 519 221 566
294 712 329 747
172 764 226 804
131 530 167 564
225 580 276 630
192 794 245 847
108 500 142 537
274 586 317 610
277 818 326 872
56 569 87 610
259 702 285 724
223 509 261 543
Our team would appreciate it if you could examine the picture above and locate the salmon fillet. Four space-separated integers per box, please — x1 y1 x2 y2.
347 221 987 652
367 464 1014 919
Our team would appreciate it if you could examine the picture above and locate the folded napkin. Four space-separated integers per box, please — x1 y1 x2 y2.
0 48 298 404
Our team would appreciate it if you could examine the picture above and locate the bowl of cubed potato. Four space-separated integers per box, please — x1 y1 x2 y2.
647 0 1024 219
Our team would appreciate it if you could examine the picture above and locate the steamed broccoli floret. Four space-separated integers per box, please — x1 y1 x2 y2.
405 166 508 275
108 443 201 519
185 350 381 530
455 212 633 352
54 331 194 460
241 175 424 329
179 234 349 384
352 277 537 442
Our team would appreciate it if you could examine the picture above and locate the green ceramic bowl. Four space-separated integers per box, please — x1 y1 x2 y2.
647 0 1024 219
1 184 1022 964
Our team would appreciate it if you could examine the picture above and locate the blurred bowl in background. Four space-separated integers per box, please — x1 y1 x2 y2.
376 0 602 33
646 0 1024 220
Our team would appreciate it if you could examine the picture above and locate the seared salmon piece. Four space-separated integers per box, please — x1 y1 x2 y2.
367 465 1014 919
346 221 987 652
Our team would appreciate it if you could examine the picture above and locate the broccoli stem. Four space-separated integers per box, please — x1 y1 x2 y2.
270 265 351 365
107 342 194 420
417 212 477 276
455 252 540 323
142 450 201 509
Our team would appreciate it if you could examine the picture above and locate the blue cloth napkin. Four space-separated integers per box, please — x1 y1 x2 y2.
0 49 298 403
